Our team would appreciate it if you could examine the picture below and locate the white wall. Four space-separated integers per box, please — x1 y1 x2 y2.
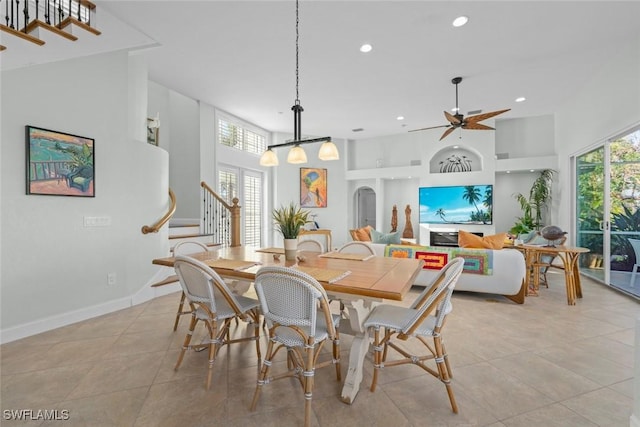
0 51 169 342
496 115 555 158
270 132 349 249
148 82 200 220
555 37 640 242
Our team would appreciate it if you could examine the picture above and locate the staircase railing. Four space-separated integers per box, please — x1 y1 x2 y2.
0 0 100 51
141 188 176 234
201 181 241 247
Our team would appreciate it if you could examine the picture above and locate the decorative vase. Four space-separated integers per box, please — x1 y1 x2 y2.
283 238 298 261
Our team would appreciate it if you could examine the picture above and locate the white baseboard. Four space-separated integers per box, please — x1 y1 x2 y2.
0 270 180 345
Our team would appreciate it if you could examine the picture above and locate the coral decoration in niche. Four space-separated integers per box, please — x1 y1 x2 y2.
439 153 472 173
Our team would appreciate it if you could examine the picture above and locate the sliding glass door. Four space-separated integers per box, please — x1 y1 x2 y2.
576 128 640 297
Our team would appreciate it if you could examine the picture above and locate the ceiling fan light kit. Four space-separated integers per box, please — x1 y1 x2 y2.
410 76 510 141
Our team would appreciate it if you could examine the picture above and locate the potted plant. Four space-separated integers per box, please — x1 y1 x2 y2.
273 202 310 260
510 169 555 236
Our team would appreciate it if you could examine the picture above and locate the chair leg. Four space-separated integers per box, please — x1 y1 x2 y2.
252 309 262 362
370 326 381 392
434 335 458 413
250 337 276 411
333 328 341 382
441 340 453 379
173 291 188 331
205 320 218 390
303 342 315 427
175 315 198 371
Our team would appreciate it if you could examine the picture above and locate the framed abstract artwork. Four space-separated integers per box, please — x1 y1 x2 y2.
300 167 327 208
26 125 95 197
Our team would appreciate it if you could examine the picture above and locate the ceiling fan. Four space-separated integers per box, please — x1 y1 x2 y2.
410 77 510 141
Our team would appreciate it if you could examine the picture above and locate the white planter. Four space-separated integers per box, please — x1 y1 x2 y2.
283 238 298 261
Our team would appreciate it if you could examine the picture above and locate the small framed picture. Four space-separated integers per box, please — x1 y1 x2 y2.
147 118 159 145
300 167 327 208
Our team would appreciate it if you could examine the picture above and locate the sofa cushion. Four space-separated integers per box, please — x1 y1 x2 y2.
458 230 507 249
349 225 373 241
371 229 402 244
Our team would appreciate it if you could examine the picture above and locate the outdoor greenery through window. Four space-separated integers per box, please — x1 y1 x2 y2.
218 118 267 155
576 128 640 297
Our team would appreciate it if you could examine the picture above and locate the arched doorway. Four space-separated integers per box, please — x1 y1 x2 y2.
355 187 376 229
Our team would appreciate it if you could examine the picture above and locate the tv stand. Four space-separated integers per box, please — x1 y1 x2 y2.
430 230 484 247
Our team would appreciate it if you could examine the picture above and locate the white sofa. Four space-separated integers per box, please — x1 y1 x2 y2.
369 243 527 304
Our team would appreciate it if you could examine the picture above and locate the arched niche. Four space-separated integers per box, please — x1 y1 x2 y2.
429 146 483 173
354 186 376 229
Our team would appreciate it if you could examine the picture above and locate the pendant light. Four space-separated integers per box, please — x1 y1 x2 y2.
259 0 338 167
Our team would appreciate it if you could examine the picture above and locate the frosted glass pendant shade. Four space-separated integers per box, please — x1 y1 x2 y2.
259 149 279 166
287 145 308 164
318 141 339 160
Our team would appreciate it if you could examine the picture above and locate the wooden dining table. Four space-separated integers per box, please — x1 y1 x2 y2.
152 245 424 404
515 244 590 305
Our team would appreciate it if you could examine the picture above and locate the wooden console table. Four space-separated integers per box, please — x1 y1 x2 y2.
516 244 590 305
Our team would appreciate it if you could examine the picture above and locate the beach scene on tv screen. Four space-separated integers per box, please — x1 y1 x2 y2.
419 185 493 224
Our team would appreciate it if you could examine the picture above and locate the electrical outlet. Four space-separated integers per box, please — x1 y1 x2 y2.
107 272 117 286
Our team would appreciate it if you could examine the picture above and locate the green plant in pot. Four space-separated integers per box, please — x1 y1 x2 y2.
510 169 555 238
273 202 310 260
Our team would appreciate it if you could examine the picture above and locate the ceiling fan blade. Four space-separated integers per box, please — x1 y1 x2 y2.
465 109 511 123
439 127 456 140
444 110 461 125
463 122 495 130
408 124 451 132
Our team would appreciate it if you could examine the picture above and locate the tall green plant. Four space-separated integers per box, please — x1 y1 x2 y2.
512 169 555 232
272 203 310 239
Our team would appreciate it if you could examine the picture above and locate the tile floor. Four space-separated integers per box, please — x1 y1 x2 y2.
1 272 637 426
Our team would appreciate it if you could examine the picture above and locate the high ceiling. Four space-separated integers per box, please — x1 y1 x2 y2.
4 1 640 140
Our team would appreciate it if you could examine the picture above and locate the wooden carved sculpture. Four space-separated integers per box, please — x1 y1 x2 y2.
403 204 414 238
391 205 398 232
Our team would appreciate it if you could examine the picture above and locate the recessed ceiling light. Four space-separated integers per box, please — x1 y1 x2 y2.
452 16 468 27
506 171 511 174
451 107 459 112
360 44 372 53
453 145 459 149
530 169 535 172
396 116 404 121
515 97 526 103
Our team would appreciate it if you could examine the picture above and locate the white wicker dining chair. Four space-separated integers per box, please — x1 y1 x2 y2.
173 255 261 390
170 240 211 331
250 266 341 427
297 239 324 253
363 257 465 413
337 241 375 255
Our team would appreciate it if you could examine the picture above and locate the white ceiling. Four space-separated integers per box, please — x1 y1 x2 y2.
3 1 640 140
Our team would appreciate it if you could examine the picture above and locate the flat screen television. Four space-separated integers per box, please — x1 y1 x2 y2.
419 185 493 224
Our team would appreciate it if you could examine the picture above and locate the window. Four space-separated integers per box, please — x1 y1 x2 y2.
218 118 267 155
244 173 262 247
218 167 263 247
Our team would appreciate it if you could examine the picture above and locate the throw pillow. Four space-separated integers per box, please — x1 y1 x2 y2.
370 229 402 244
458 230 507 249
349 225 373 241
